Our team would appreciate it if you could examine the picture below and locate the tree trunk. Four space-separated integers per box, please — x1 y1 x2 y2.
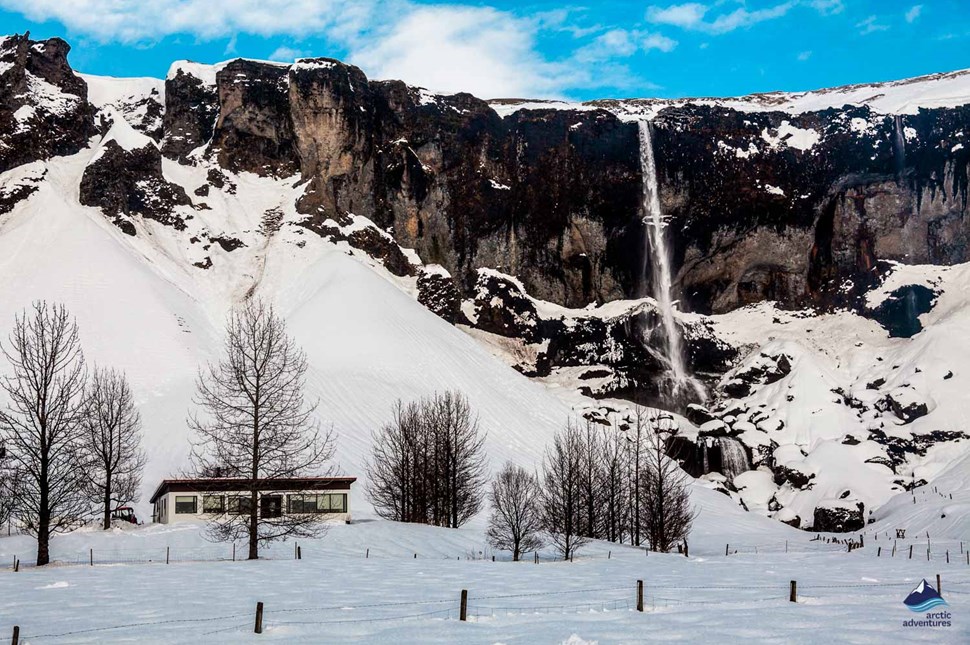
102 472 112 530
248 488 259 560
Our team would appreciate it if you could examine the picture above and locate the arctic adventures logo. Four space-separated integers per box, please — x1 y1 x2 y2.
902 579 951 629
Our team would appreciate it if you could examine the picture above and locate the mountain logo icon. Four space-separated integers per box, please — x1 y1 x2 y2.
903 579 948 612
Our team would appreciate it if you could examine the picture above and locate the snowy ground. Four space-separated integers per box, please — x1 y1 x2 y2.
2 486 968 644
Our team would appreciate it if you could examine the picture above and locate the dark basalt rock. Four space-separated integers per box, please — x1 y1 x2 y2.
79 139 192 232
813 500 865 533
211 235 245 252
417 269 463 324
774 463 815 489
211 60 298 176
471 271 540 342
162 67 219 161
295 217 413 277
866 284 937 337
0 34 96 173
685 403 716 426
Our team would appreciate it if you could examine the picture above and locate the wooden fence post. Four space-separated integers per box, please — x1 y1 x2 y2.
232 543 236 562
637 580 644 612
877 547 881 557
725 544 729 556
909 545 913 559
254 601 264 634
11 625 19 645
89 548 93 566
166 546 170 565
789 581 797 603
366 548 369 559
297 546 302 560
13 559 18 573
460 589 468 622
937 574 942 594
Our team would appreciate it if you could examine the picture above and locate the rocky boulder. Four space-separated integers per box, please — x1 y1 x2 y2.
813 497 866 532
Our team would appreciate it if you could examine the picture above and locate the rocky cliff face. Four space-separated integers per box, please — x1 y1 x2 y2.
0 34 95 174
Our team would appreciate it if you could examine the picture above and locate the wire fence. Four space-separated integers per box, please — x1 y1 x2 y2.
9 578 970 642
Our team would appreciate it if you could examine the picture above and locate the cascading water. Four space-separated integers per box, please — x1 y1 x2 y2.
637 121 705 405
893 114 906 182
717 437 750 483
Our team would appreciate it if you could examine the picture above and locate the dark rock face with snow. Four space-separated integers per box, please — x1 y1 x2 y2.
79 138 192 234
813 499 866 533
0 34 95 175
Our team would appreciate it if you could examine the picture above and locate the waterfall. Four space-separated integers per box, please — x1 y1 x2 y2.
637 121 705 404
717 437 750 483
893 114 906 182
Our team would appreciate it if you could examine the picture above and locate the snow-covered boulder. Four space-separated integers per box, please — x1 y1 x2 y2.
417 265 463 323
813 496 866 532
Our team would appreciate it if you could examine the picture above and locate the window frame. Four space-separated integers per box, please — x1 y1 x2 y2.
228 495 254 515
174 495 198 514
202 494 226 514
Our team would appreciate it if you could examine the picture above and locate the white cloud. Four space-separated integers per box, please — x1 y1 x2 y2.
268 46 308 62
0 0 660 99
905 5 923 23
642 32 678 52
574 28 677 62
808 0 844 15
645 3 709 29
856 15 890 36
797 50 812 61
646 2 796 35
0 0 382 42
349 6 596 99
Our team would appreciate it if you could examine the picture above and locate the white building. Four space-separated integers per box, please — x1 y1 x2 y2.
150 477 356 524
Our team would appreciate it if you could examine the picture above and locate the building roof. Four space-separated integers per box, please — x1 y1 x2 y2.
149 476 357 504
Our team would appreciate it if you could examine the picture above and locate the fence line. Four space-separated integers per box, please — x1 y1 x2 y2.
11 576 970 641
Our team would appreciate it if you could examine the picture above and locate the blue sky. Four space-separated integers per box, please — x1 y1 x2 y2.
1 1 967 100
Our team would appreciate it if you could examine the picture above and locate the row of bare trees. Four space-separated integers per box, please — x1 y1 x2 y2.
367 391 487 528
0 302 147 565
365 390 694 561
486 409 694 561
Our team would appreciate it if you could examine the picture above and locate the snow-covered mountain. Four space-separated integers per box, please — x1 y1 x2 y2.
1 32 969 532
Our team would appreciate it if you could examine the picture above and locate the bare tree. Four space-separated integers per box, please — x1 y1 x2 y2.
79 367 147 530
426 391 487 528
599 423 628 544
0 302 89 565
540 420 590 560
576 419 603 539
641 412 695 552
0 442 17 532
367 400 423 523
189 300 334 560
626 406 649 547
367 391 486 528
487 462 543 560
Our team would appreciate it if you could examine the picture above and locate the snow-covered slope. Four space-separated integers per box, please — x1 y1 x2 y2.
0 141 575 517
491 67 970 117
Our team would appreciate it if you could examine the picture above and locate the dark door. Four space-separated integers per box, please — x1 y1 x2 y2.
260 495 282 519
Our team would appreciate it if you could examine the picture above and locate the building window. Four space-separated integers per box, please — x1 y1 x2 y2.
288 493 347 514
203 495 225 513
175 496 197 514
228 495 254 515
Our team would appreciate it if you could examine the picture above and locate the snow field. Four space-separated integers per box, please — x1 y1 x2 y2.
1 516 969 644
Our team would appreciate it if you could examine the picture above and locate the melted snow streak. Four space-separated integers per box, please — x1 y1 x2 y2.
638 121 705 405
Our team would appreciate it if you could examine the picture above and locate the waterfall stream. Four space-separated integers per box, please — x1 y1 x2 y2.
638 121 705 404
717 437 750 483
893 114 906 182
